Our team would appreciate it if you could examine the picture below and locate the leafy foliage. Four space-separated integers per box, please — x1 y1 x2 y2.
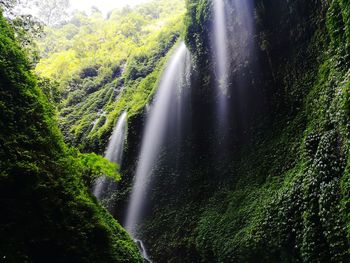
35 0 70 26
35 0 185 153
128 0 350 262
17 0 350 262
0 11 142 262
79 152 120 187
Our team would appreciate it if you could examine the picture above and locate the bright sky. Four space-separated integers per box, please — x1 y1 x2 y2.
15 0 152 21
69 0 151 15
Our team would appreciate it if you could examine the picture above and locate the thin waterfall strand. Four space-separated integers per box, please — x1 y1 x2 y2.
93 111 127 199
135 239 152 262
125 42 189 234
213 0 229 98
105 111 128 165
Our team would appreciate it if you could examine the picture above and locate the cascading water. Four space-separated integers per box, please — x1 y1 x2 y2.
212 0 254 97
212 0 230 152
105 111 127 165
124 42 191 261
93 111 127 201
212 0 255 151
135 239 152 263
213 0 229 100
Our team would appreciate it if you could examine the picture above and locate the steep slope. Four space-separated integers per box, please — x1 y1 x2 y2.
35 0 185 154
28 0 350 262
116 0 350 262
0 13 142 262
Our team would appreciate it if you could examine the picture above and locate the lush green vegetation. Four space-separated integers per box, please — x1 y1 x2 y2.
35 0 185 153
2 0 350 262
129 0 350 262
188 1 350 260
0 10 142 262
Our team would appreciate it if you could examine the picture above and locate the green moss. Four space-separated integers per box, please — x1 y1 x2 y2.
0 12 142 262
138 0 350 262
35 0 185 154
184 0 212 66
191 1 350 261
24 0 350 262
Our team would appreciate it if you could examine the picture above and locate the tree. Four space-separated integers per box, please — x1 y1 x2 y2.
35 0 70 26
0 0 44 66
0 0 27 16
0 0 16 12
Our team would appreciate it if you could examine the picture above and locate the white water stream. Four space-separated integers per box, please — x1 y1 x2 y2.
125 42 189 232
124 42 191 262
93 111 127 199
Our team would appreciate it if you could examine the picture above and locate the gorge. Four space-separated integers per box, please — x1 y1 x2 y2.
1 0 350 262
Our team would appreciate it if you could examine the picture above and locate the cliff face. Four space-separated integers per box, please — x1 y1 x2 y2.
0 13 142 263
6 0 350 261
117 0 350 262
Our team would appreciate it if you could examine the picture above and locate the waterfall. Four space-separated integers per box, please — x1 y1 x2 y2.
212 0 255 149
212 0 230 148
105 111 127 165
125 42 190 240
213 0 229 99
135 239 152 263
226 0 255 71
212 0 254 95
93 111 127 200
